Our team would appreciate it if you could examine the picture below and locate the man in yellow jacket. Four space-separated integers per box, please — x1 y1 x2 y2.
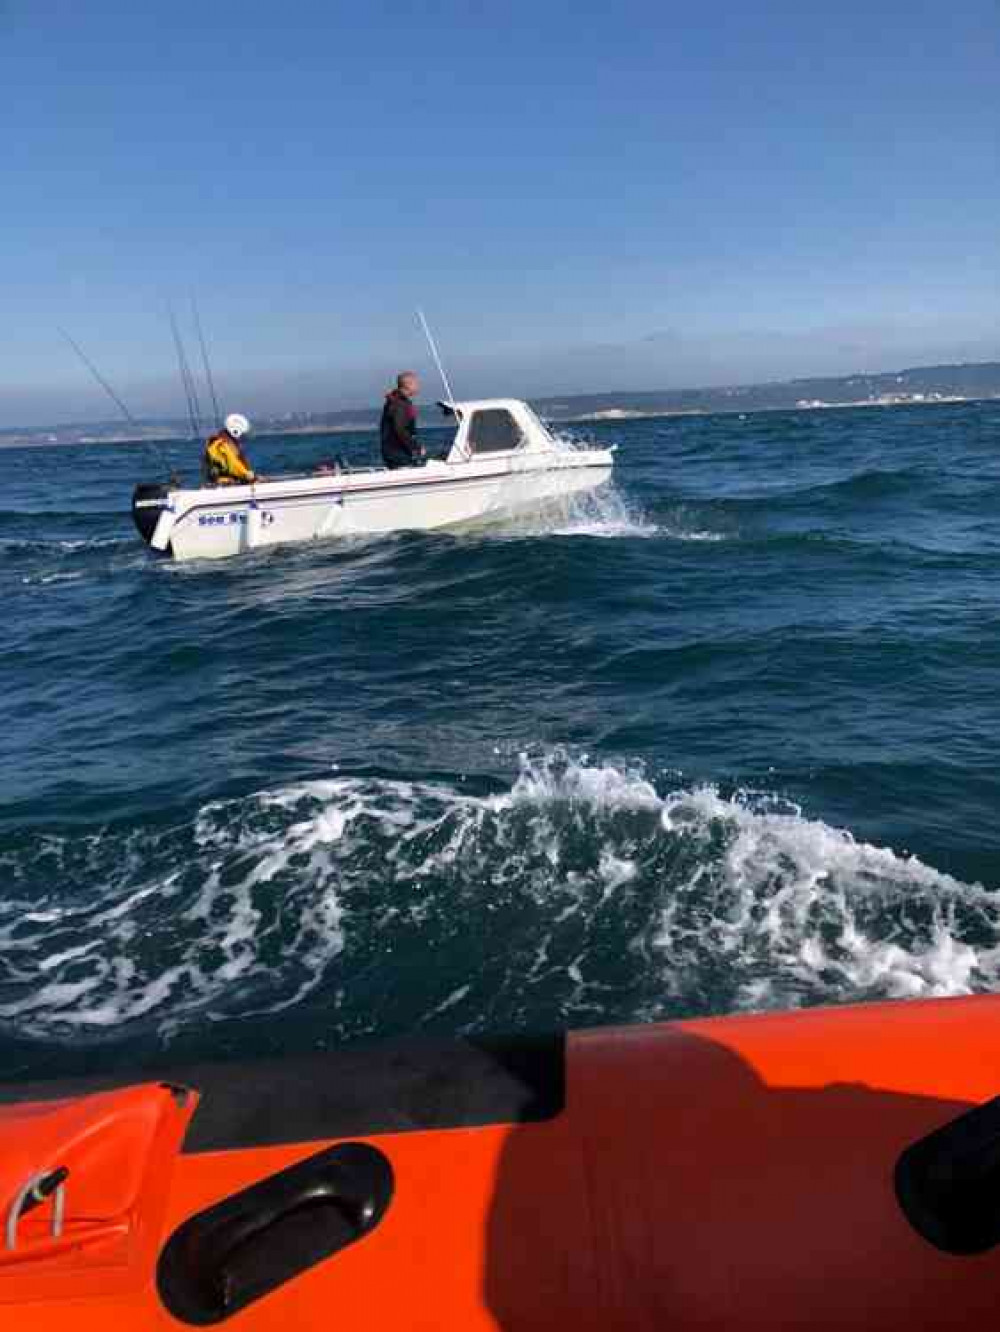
203 414 257 485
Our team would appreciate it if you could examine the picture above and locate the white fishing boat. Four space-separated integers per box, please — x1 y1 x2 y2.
132 399 615 561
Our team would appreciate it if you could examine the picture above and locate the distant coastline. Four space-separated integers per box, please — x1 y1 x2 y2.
2 359 998 448
565 393 976 425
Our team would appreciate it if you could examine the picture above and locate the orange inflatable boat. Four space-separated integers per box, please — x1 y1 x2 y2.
2 994 1000 1330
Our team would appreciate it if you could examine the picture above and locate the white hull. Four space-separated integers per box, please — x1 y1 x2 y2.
143 451 613 562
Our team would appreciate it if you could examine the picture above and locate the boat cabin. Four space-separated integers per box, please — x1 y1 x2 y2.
440 399 556 463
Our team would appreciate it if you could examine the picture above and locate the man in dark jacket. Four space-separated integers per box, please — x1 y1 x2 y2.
380 372 425 469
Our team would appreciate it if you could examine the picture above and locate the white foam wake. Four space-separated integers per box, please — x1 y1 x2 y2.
654 785 994 1008
488 485 658 540
0 753 993 1041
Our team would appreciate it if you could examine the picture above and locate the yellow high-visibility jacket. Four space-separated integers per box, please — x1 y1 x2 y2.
204 433 255 485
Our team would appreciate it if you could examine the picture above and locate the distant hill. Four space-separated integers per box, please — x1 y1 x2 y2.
253 361 1000 433
532 361 1000 421
3 360 999 447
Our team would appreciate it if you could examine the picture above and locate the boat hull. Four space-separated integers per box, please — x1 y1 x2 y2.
138 453 614 561
3 995 1000 1329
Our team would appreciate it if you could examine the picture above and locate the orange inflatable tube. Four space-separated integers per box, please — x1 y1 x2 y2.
2 994 1000 1329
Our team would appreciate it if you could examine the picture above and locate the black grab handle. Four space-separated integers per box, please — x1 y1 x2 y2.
896 1095 1000 1254
158 1142 394 1324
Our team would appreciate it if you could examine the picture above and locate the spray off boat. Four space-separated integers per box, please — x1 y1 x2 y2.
131 399 615 561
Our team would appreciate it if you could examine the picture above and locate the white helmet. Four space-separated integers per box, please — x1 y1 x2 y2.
225 412 250 440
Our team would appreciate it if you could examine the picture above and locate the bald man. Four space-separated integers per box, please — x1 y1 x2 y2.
380 371 426 469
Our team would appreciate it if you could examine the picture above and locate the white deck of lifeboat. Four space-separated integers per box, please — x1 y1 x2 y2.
145 399 615 561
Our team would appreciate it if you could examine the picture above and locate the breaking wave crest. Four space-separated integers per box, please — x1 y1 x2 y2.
485 483 658 539
1 753 995 1045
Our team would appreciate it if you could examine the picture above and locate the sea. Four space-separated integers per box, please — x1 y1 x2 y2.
3 399 1000 1084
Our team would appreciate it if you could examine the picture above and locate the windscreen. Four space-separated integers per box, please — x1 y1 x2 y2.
467 410 525 455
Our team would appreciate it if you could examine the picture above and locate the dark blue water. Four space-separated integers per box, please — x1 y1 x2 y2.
3 401 1000 1081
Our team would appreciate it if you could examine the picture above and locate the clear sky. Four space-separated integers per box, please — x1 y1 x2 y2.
2 0 998 425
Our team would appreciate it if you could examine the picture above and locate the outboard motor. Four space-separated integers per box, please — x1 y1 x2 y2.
132 483 174 548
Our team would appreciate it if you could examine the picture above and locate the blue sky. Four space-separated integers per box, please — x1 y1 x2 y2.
2 0 998 425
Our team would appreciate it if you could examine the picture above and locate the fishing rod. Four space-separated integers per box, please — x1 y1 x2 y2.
167 304 203 446
417 308 457 406
191 296 221 427
58 327 173 475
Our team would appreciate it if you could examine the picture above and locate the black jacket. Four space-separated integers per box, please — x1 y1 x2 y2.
380 390 420 468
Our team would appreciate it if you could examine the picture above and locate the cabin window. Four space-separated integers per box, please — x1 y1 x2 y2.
467 410 524 455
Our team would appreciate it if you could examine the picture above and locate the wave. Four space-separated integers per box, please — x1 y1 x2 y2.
0 753 993 1045
733 466 931 510
1 534 129 555
3 534 138 590
651 503 730 543
538 486 658 539
458 484 658 541
0 508 125 528
19 570 87 588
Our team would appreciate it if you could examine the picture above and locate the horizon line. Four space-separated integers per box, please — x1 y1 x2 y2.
2 354 999 438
